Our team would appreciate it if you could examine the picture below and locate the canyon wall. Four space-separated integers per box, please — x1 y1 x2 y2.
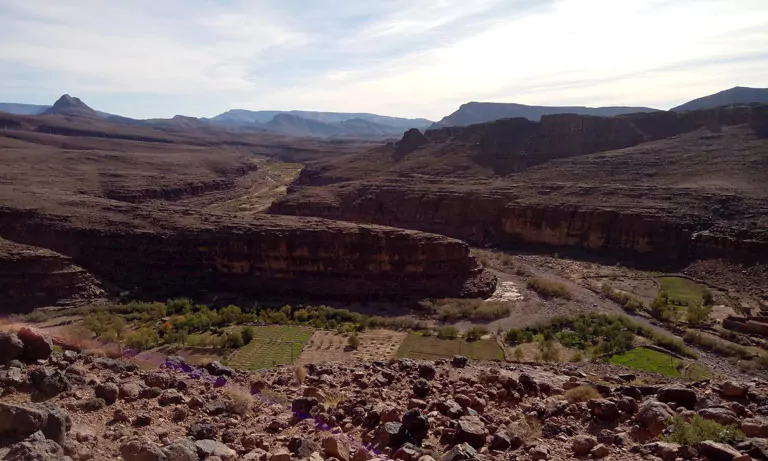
0 238 104 312
0 205 496 304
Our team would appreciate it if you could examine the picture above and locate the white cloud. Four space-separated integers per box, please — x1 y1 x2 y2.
0 0 766 119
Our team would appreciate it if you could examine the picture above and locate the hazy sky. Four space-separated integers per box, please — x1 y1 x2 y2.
1 0 766 120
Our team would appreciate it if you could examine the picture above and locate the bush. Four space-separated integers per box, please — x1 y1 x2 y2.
513 347 524 362
539 340 559 362
347 333 360 350
662 415 744 445
527 277 571 299
437 326 459 340
293 364 307 384
683 331 751 359
241 327 254 345
570 351 583 362
225 386 253 416
465 326 488 342
702 289 714 307
686 302 712 325
125 328 159 351
650 291 678 321
564 385 600 403
225 332 244 349
428 299 511 322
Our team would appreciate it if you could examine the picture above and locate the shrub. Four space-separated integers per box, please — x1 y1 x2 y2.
702 289 714 307
465 326 488 342
226 386 254 416
241 327 254 345
683 331 751 359
125 328 159 351
650 291 678 321
437 326 459 340
513 347 524 362
347 333 360 350
527 277 571 299
539 340 560 362
225 332 244 349
564 385 600 403
686 302 712 325
662 415 744 445
570 351 583 362
293 364 307 384
430 299 511 322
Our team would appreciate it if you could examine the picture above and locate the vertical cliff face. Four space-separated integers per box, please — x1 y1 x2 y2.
0 205 496 303
0 238 104 312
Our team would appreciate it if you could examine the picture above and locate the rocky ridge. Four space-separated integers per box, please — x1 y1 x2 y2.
2 328 768 460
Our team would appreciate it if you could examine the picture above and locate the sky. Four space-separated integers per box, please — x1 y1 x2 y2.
0 0 767 121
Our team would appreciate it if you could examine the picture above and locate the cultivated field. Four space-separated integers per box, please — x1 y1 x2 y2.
227 325 312 371
396 333 504 361
297 329 406 365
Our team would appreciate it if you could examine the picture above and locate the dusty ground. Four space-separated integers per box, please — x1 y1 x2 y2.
298 330 406 365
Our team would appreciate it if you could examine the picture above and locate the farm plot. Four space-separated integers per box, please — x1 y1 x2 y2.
297 329 406 365
228 325 312 371
397 333 504 361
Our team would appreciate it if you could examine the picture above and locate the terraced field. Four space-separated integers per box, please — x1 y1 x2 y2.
297 329 406 364
397 333 504 361
228 325 312 370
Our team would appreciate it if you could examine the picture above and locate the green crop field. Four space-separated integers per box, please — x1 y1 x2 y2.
228 326 312 371
397 334 503 361
608 347 682 377
658 276 705 306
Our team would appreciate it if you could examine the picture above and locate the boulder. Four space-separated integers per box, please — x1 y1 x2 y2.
699 407 739 426
0 332 24 364
402 409 429 442
188 422 217 441
657 387 698 410
530 445 550 460
95 382 120 405
323 435 350 461
288 437 320 459
121 439 168 461
291 397 318 418
571 435 597 456
451 356 468 368
204 361 234 377
441 443 478 461
163 439 200 461
413 379 431 398
0 403 49 441
635 401 675 437
454 415 488 449
373 422 403 448
4 431 69 461
698 440 742 461
158 389 186 406
742 419 768 438
29 369 70 397
591 444 610 458
17 327 53 361
588 399 620 421
194 440 236 461
489 432 512 451
418 363 436 380
721 381 750 399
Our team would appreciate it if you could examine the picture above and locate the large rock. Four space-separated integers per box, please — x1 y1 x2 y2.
17 327 53 361
742 419 768 438
373 422 403 448
698 440 742 461
413 379 431 398
323 435 350 461
291 397 318 418
0 402 70 444
121 439 168 461
635 401 675 437
194 440 236 461
95 382 120 405
571 435 597 456
4 431 69 461
442 443 478 461
720 381 750 399
588 399 620 421
401 409 429 442
699 407 739 426
454 416 488 449
204 361 234 377
657 387 698 410
0 332 24 364
29 368 70 398
288 437 320 459
163 439 200 461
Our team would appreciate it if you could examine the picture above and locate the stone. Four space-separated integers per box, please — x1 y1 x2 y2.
742 419 768 438
418 363 436 380
204 361 234 377
121 439 168 461
323 435 350 461
291 397 318 418
72 398 106 412
0 367 26 387
441 443 478 461
591 444 610 458
721 381 750 399
29 368 70 397
489 432 512 451
133 413 152 427
393 443 421 461
17 327 53 361
188 422 217 440
194 440 236 461
436 400 463 418
5 431 68 461
288 437 320 459
270 448 292 461
588 398 620 421
163 439 200 461
95 382 119 405
158 388 186 406
530 445 550 460
0 332 24 364
413 379 431 398
571 434 597 456
401 409 429 442
700 407 740 425
113 409 131 423
636 400 675 437
657 387 698 410
172 406 188 422
452 355 468 368
242 449 269 461
0 403 48 441
454 415 487 449
119 381 143 401
699 440 743 461
352 447 373 461
374 422 403 448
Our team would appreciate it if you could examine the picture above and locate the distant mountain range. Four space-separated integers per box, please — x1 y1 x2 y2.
430 102 659 129
671 86 768 112
1 86 767 138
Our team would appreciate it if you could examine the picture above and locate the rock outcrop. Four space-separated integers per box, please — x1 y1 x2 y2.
0 203 495 304
0 238 104 312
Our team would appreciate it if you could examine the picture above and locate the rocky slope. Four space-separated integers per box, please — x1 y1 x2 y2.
270 106 768 265
1 328 768 460
0 238 104 312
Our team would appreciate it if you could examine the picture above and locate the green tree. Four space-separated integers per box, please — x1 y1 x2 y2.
241 327 255 345
687 302 713 325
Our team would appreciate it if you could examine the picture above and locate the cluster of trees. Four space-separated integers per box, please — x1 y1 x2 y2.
650 291 713 325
